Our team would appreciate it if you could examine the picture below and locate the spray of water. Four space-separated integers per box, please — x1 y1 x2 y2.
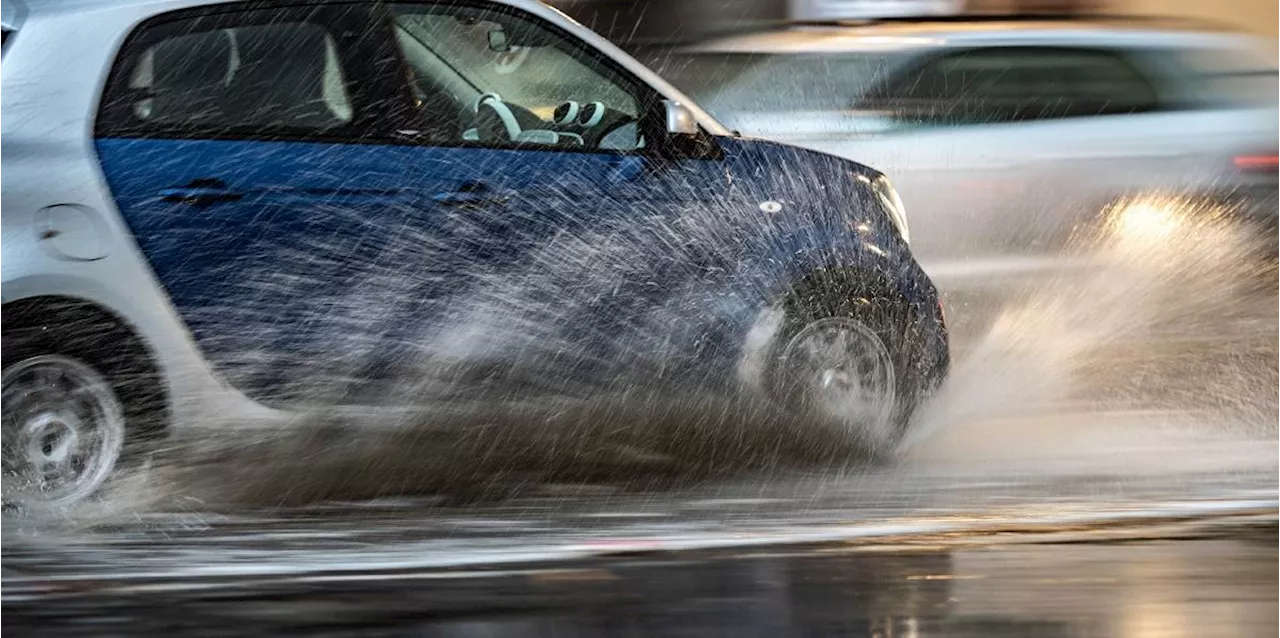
15 193 1274 518
901 193 1277 453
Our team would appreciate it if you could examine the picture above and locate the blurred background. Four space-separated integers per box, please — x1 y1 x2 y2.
551 0 1277 56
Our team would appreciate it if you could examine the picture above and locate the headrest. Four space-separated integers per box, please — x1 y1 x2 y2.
153 30 233 91
226 23 342 127
231 23 331 90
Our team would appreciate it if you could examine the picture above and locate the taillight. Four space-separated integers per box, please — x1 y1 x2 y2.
1233 154 1279 171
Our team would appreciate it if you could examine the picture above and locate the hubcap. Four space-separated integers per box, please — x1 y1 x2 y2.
2 355 125 505
777 317 896 445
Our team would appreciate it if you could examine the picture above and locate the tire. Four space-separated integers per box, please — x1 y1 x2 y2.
765 276 923 457
1 314 164 507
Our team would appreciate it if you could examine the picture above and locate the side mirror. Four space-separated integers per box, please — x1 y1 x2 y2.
664 100 699 136
651 99 720 160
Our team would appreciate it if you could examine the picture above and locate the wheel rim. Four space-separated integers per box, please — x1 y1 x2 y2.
777 317 897 445
2 355 125 505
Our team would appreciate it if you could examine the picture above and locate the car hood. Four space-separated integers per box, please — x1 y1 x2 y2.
709 134 902 238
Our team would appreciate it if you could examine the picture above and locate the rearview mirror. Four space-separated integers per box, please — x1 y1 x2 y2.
487 27 509 52
664 100 698 136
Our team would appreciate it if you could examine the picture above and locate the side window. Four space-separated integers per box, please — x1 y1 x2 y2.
98 8 362 138
871 47 1159 126
390 3 646 152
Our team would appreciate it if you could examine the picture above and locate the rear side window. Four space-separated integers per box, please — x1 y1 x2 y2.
865 46 1160 126
97 6 372 139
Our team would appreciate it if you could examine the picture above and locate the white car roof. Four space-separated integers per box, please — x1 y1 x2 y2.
680 18 1265 55
15 0 562 22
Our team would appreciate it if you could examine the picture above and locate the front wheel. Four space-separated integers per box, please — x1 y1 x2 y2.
2 354 127 505
773 316 900 450
761 279 925 457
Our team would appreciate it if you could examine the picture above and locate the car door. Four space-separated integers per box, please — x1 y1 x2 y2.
377 2 721 385
93 4 421 402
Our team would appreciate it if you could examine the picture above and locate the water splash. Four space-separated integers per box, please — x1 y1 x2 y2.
12 194 1275 519
901 193 1277 453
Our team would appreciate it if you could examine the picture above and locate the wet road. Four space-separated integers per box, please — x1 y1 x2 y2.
4 530 1276 637
3 423 1276 637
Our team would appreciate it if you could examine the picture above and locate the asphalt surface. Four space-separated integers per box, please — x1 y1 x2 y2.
4 529 1276 637
3 413 1275 636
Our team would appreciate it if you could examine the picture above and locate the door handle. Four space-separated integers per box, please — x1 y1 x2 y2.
160 178 243 207
432 182 510 208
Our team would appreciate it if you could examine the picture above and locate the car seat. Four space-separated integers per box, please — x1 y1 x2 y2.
224 23 352 131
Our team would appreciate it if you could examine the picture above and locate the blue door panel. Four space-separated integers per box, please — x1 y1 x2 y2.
94 136 669 402
96 137 414 397
369 144 660 388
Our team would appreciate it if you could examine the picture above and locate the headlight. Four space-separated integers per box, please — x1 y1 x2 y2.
872 175 910 245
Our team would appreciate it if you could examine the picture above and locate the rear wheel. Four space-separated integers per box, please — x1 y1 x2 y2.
2 303 165 507
2 355 126 505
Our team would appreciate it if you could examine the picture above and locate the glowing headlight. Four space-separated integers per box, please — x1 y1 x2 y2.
1109 199 1181 243
872 175 910 245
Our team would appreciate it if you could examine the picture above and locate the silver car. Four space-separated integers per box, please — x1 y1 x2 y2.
639 17 1279 279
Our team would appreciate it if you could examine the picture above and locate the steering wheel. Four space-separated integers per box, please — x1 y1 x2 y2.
552 100 638 149
589 112 639 149
472 93 521 144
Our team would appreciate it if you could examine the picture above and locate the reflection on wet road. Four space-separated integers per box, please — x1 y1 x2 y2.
4 534 1276 637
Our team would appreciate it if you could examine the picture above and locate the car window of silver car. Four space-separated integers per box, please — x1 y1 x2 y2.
1168 46 1279 107
863 46 1161 126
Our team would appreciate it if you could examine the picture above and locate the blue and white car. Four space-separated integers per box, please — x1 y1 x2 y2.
1 0 949 505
